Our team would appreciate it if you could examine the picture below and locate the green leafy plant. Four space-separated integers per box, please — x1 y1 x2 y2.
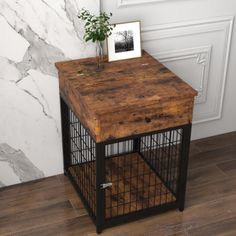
78 9 115 43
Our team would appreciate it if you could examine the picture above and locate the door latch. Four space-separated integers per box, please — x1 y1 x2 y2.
100 182 112 189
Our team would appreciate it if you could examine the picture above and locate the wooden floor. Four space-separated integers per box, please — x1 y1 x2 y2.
1 132 236 236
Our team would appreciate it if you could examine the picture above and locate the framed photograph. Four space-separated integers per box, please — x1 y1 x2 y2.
107 21 142 62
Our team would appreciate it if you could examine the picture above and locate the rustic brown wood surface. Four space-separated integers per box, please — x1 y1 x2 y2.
56 51 197 142
69 153 174 220
1 132 236 235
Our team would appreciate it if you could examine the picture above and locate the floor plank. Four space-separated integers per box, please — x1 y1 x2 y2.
12 216 95 236
192 132 236 152
189 144 236 170
0 131 236 236
186 176 236 207
187 216 236 236
0 201 77 235
187 164 227 188
217 159 236 176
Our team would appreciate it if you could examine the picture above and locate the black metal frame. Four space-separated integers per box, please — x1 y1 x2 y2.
60 96 192 234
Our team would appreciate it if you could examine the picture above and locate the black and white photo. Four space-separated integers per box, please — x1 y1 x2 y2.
115 30 134 53
107 21 141 62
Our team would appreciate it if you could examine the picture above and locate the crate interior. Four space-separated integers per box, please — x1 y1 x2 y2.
104 152 176 219
68 109 182 220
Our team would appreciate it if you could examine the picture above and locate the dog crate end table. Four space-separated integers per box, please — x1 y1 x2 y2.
55 51 197 234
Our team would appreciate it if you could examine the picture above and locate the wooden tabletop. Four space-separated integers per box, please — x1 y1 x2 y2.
56 51 197 142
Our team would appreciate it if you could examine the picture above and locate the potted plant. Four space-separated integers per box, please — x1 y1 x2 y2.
78 9 115 71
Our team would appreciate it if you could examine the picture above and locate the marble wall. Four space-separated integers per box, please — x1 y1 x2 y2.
0 0 99 187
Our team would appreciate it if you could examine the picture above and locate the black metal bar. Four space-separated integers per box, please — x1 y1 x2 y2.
103 124 187 145
96 142 105 234
133 137 141 153
60 96 71 175
177 124 192 211
103 201 178 230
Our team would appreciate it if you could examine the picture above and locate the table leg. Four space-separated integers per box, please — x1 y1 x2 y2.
96 142 106 234
178 124 192 211
133 137 141 153
60 96 71 175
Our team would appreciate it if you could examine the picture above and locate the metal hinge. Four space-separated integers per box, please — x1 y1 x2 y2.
100 182 112 189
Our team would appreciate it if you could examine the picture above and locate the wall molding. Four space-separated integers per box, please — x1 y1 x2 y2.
141 16 234 124
141 16 234 41
118 0 171 7
154 46 212 105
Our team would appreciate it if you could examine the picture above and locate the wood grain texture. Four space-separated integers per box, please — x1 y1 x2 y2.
0 132 236 236
56 51 197 142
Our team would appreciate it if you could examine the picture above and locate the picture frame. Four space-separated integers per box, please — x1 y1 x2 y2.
107 21 142 62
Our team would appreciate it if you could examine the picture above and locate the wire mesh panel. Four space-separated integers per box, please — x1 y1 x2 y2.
67 109 97 218
104 129 183 219
140 129 183 196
